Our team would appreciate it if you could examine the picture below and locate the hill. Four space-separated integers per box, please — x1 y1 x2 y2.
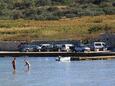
0 0 115 20
0 0 115 41
0 15 114 41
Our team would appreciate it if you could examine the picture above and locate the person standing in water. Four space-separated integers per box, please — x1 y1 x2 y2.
12 57 16 71
24 59 31 71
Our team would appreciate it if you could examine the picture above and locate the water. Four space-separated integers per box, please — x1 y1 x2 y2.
0 57 115 86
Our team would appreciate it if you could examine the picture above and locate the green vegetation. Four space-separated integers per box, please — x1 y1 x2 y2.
0 0 114 20
0 0 114 41
0 15 114 41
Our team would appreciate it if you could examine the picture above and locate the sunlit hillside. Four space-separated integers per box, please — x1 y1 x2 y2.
0 15 114 41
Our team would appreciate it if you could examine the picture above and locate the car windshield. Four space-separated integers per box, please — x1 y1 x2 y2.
95 44 101 46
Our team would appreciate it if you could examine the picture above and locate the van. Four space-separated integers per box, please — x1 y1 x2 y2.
94 42 107 51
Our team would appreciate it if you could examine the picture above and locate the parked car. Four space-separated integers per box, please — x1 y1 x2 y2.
40 44 52 52
40 44 59 52
40 46 48 52
54 44 62 52
74 45 90 52
50 44 60 51
71 45 90 52
61 44 74 52
35 45 42 52
89 42 107 51
19 44 41 52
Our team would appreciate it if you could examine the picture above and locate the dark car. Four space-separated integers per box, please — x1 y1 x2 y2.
19 44 41 52
40 46 48 52
40 44 59 52
70 45 90 52
48 45 59 52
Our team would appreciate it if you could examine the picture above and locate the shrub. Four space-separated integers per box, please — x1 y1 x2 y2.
103 7 115 15
47 7 59 12
92 18 103 23
102 24 112 32
112 2 115 6
93 0 102 4
88 24 112 34
65 13 76 18
35 12 60 20
12 10 24 19
88 25 103 34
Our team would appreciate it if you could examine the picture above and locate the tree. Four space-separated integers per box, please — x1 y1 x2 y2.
36 0 51 6
12 10 23 19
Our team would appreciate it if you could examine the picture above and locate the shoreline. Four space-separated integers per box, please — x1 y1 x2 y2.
0 51 115 61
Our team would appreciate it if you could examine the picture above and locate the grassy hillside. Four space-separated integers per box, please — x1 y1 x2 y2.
0 0 114 42
0 15 115 41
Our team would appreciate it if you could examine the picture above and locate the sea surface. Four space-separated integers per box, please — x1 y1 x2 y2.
0 57 115 86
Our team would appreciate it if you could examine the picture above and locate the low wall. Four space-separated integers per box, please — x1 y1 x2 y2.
0 41 21 51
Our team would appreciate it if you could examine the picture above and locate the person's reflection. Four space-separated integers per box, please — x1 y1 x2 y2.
12 70 16 75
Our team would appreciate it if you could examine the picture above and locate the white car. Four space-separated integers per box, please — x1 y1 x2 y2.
61 44 74 52
94 42 107 51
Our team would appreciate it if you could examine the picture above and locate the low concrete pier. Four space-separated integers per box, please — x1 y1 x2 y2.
0 51 115 61
71 56 115 61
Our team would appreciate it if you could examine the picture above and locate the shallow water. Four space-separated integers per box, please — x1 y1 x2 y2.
0 57 115 86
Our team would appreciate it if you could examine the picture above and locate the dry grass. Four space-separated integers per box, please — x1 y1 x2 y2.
0 15 115 41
